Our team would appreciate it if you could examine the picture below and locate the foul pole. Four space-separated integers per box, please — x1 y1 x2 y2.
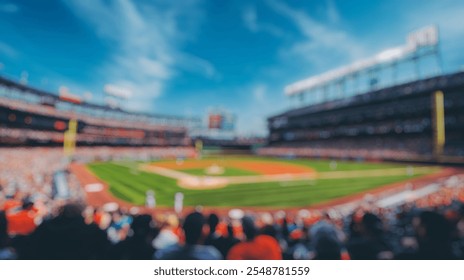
432 90 445 158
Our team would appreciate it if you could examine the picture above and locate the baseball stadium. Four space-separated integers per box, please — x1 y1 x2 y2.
1 1 464 261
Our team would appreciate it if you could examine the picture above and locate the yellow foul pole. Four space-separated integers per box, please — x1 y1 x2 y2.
63 119 77 157
432 90 445 157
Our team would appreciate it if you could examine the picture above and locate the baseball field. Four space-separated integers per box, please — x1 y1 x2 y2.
87 156 440 208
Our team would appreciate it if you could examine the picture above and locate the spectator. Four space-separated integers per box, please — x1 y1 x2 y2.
309 217 344 260
347 212 393 259
397 211 458 259
154 211 222 260
109 214 159 259
205 213 239 258
26 203 110 259
107 209 132 244
227 216 282 260
152 214 180 251
6 198 38 236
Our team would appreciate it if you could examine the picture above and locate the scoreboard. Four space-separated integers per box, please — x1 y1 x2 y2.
208 111 235 131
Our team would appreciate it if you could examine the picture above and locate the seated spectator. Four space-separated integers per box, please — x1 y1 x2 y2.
205 213 239 258
347 212 393 259
108 214 159 259
309 218 345 260
107 209 132 244
6 198 38 236
26 203 110 259
152 214 180 251
154 211 222 260
227 216 282 260
396 211 458 260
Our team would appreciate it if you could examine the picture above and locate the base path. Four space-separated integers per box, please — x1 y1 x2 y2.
141 163 438 189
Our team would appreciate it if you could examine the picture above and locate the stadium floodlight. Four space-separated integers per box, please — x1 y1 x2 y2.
104 84 133 99
407 25 439 48
285 25 439 96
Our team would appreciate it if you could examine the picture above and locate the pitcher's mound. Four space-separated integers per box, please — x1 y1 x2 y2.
205 164 224 175
178 176 228 189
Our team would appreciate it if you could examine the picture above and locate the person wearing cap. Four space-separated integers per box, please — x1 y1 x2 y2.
154 211 222 260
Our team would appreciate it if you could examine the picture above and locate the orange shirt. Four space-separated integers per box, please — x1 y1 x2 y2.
216 222 243 238
3 200 21 212
7 210 37 236
227 235 282 260
94 212 103 226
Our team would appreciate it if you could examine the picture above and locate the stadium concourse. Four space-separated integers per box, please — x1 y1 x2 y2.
1 147 464 260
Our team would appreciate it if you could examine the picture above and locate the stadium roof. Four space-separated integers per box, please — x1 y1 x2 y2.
285 25 439 96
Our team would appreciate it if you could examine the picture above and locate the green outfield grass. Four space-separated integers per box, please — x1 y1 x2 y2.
153 156 408 172
87 157 438 208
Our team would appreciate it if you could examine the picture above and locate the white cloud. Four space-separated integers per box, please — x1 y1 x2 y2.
267 0 365 68
243 7 259 32
176 53 219 79
242 6 285 38
136 57 172 81
0 3 19 13
63 0 217 111
326 0 340 24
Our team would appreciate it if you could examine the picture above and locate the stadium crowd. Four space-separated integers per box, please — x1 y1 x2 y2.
1 147 464 260
258 145 420 161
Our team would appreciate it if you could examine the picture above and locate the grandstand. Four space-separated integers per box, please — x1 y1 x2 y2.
0 76 200 147
261 26 464 164
262 71 464 163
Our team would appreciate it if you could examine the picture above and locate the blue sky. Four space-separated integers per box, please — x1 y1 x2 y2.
0 0 463 135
